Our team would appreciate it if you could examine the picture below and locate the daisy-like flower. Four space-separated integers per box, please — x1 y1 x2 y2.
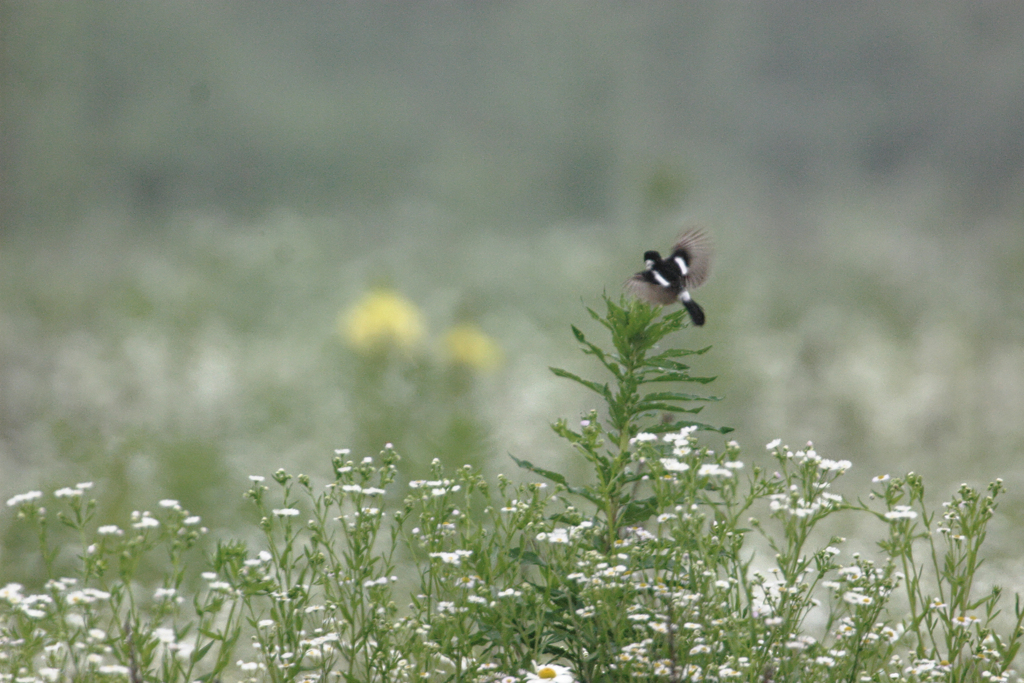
659 458 690 473
843 591 873 606
429 550 472 565
537 528 570 544
525 663 575 683
697 464 732 478
6 490 43 507
884 505 918 520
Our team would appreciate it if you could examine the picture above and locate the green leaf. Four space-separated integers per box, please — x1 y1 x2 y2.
636 402 704 414
656 419 735 434
510 454 602 504
508 547 546 567
640 391 716 403
646 373 717 384
549 367 612 400
509 453 570 487
619 497 660 525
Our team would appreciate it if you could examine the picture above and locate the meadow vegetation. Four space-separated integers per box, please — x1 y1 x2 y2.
2 298 1020 682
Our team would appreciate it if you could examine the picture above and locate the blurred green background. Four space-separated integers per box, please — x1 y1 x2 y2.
3 3 1024 577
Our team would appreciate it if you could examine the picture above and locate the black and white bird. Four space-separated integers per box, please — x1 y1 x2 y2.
625 228 713 326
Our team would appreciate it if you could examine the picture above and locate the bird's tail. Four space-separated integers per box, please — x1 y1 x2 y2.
683 298 705 326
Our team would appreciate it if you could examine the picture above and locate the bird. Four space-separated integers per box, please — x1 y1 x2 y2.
625 228 712 326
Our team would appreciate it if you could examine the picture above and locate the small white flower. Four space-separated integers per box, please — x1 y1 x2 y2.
884 505 918 520
154 627 176 644
838 566 863 580
97 525 123 536
429 550 471 565
159 499 180 508
6 490 43 507
951 614 980 628
272 508 300 517
54 487 83 498
766 438 782 450
133 516 160 529
536 528 566 543
526 663 575 683
843 591 873 606
659 458 690 473
697 464 732 478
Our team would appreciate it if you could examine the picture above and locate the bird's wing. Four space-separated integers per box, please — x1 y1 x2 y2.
671 228 713 288
624 274 679 305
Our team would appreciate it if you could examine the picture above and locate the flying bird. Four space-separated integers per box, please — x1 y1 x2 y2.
625 228 712 326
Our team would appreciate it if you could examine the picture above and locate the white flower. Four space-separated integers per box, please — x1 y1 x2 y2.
54 487 83 498
659 458 690 473
766 439 782 450
537 528 572 543
843 591 873 606
697 464 732 478
884 505 918 520
429 550 472 565
133 516 160 529
838 566 863 580
6 490 43 507
272 508 300 517
526 663 575 683
0 584 24 604
154 627 176 644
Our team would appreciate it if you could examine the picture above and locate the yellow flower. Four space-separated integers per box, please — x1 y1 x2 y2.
443 323 503 372
341 290 424 353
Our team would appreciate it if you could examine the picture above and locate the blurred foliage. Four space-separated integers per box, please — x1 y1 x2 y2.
5 3 1024 227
